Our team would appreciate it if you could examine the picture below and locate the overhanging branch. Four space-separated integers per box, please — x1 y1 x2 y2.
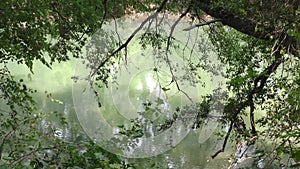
165 5 194 102
183 19 222 31
193 0 273 41
90 0 168 78
193 0 299 56
211 44 283 158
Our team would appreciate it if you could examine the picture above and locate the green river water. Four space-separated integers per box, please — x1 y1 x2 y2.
2 14 273 168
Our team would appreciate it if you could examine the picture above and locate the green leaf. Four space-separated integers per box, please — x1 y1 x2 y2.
292 149 300 162
155 97 164 105
117 124 124 128
162 87 170 91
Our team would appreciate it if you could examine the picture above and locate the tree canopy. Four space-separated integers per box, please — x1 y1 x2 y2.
0 0 299 168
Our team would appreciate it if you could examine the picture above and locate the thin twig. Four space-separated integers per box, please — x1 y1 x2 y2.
249 95 256 135
10 144 65 167
189 27 199 62
183 19 222 31
211 46 283 158
165 5 193 102
111 14 125 65
211 121 233 158
99 0 108 27
90 0 168 78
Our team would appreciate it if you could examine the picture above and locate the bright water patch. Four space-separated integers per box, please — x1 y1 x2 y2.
72 14 227 158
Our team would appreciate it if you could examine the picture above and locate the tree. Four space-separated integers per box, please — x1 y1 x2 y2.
192 1 300 167
0 0 140 168
0 0 299 168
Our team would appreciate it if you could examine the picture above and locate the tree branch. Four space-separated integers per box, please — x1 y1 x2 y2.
193 0 299 56
249 94 256 135
193 0 272 41
165 5 193 102
211 45 283 158
90 0 168 78
182 19 222 31
211 121 233 158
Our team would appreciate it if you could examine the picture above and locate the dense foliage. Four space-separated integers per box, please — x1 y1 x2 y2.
0 0 299 168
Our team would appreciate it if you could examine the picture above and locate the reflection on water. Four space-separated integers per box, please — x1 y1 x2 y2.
4 59 234 168
3 13 236 165
127 128 233 168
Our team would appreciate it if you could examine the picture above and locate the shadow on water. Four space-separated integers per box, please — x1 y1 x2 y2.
38 89 234 168
3 59 235 168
